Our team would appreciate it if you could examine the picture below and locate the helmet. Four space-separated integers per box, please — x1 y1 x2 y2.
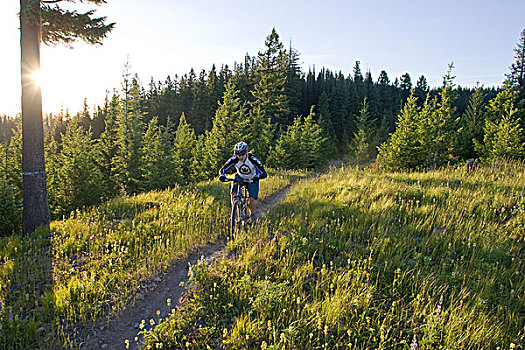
234 141 248 156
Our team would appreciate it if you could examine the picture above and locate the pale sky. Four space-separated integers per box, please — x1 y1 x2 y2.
1 0 524 116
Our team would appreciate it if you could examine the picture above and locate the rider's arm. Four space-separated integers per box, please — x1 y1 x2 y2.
249 154 267 179
219 156 238 177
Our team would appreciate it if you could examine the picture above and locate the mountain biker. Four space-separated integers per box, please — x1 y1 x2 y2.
218 142 267 218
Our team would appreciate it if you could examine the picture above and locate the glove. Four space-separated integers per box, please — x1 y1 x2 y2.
252 176 260 182
219 175 227 182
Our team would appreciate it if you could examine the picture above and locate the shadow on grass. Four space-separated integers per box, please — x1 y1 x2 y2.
0 227 56 349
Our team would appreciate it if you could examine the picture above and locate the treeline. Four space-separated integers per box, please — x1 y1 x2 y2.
1 28 524 237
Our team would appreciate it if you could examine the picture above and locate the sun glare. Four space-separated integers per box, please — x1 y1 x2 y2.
31 70 43 87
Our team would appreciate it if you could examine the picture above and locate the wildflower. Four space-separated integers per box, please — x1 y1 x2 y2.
150 319 155 326
223 328 228 338
261 341 268 350
125 339 130 349
167 298 171 307
156 343 163 349
436 295 443 317
411 335 418 350
156 310 161 317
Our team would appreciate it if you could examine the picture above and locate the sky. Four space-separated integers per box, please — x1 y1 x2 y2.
1 0 524 116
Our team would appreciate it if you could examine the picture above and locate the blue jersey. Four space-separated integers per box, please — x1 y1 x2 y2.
219 153 267 181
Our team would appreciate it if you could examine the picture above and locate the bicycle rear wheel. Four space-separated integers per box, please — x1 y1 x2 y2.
231 200 243 236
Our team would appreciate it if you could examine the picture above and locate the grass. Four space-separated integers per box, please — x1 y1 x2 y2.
0 169 301 349
141 162 525 349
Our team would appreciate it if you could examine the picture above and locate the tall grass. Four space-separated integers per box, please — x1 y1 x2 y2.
143 162 524 349
0 170 299 349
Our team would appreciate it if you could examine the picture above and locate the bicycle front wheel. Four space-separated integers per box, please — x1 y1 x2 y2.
231 200 243 237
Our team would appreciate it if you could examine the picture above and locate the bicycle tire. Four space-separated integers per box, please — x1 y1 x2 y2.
231 200 243 236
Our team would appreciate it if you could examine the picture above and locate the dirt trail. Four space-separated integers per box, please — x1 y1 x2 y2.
81 183 294 350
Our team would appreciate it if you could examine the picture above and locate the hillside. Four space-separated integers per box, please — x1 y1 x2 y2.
140 162 524 349
1 163 524 349
0 170 303 349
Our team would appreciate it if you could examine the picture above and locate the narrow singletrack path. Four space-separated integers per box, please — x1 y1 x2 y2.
82 183 294 350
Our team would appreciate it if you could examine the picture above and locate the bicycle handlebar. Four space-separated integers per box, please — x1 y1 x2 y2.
223 177 254 184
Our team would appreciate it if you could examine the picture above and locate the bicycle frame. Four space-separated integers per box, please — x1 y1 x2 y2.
227 178 250 236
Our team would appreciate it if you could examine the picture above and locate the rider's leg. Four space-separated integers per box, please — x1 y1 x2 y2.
248 197 256 217
246 180 259 217
231 176 241 206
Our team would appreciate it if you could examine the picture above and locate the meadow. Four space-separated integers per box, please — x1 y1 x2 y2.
141 161 524 349
0 170 302 349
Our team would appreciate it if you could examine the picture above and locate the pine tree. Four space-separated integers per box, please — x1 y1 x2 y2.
268 116 304 169
198 82 249 180
115 75 144 194
247 106 276 163
285 42 306 117
475 88 524 160
97 92 121 199
377 71 390 85
4 119 23 197
317 91 338 155
457 86 485 159
172 113 197 185
44 128 60 216
0 128 22 236
268 107 327 170
250 28 290 127
376 71 395 142
19 0 114 235
414 75 429 106
348 98 376 166
141 117 169 191
54 121 102 217
505 28 525 100
400 73 413 102
377 94 425 170
301 107 329 169
423 64 459 168
490 109 524 159
331 73 351 147
351 61 365 117
0 172 21 237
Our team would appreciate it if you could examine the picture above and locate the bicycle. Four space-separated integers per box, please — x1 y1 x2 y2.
224 178 251 236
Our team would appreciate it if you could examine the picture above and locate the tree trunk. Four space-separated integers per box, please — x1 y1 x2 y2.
20 0 50 235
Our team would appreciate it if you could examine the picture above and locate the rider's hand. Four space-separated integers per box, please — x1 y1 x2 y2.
252 176 260 182
219 175 227 182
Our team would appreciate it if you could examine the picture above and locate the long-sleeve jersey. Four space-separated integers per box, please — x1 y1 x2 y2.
219 153 267 181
